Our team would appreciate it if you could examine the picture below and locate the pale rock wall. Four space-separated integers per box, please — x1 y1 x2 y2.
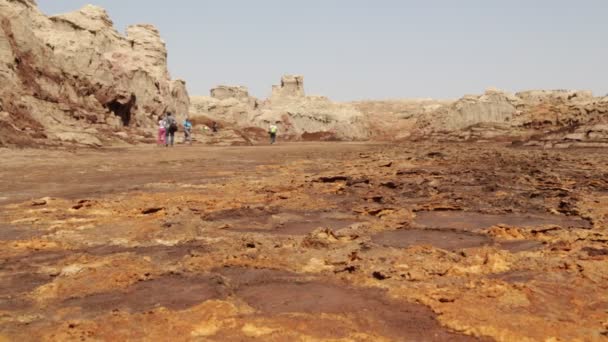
257 95 369 140
442 89 519 130
0 0 189 147
211 85 250 100
270 75 305 102
190 84 258 126
352 88 608 145
516 90 594 104
190 76 370 141
190 80 608 145
352 99 454 140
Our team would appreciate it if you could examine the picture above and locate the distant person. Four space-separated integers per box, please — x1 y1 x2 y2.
268 123 278 144
165 112 178 147
157 115 166 146
212 121 218 133
183 117 193 144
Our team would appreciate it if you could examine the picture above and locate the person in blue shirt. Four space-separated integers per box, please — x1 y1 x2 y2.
183 117 193 145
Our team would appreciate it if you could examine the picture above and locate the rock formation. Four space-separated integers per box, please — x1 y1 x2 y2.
519 93 608 148
191 79 608 146
364 88 608 145
352 99 451 140
210 85 250 101
0 0 605 149
270 74 305 101
0 0 189 147
190 75 369 143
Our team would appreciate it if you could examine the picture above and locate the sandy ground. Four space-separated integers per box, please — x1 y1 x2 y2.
0 142 607 341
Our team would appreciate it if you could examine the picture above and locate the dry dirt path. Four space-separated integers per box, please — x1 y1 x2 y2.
0 143 380 205
0 142 607 341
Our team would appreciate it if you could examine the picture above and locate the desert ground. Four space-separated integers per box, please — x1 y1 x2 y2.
2 1 608 340
1 141 607 341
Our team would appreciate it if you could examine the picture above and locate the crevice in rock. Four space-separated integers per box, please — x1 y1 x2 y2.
106 94 136 126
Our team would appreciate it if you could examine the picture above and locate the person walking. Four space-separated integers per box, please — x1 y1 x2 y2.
157 115 166 146
268 123 278 144
183 117 193 145
165 112 178 147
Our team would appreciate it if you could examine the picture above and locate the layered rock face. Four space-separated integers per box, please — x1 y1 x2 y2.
411 89 608 146
352 99 451 140
270 74 305 101
1 0 603 148
0 0 189 147
518 93 608 148
190 75 369 143
353 89 608 145
210 85 250 100
260 75 368 140
192 79 608 146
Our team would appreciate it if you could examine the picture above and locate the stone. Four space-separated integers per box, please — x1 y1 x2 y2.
564 133 587 141
55 132 102 146
301 228 340 248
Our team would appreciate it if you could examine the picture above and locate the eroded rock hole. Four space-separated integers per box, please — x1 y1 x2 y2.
107 94 136 126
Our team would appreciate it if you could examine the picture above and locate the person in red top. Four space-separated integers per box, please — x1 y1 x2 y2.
157 115 166 146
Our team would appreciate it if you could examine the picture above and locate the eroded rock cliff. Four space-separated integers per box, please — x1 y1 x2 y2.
411 89 608 146
0 0 189 147
191 78 608 146
190 75 369 143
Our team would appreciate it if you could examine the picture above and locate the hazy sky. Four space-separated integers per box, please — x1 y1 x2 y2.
38 0 607 101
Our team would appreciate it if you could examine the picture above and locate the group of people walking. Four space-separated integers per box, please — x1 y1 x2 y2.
156 112 280 146
157 113 192 147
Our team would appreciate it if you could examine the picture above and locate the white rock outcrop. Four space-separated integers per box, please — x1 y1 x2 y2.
191 77 608 146
270 75 305 102
0 0 189 146
439 89 519 131
190 75 369 142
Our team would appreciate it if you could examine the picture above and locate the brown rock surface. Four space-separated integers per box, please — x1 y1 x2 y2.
1 142 607 340
1 3 608 339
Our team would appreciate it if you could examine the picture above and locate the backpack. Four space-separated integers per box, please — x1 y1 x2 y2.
167 117 178 133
